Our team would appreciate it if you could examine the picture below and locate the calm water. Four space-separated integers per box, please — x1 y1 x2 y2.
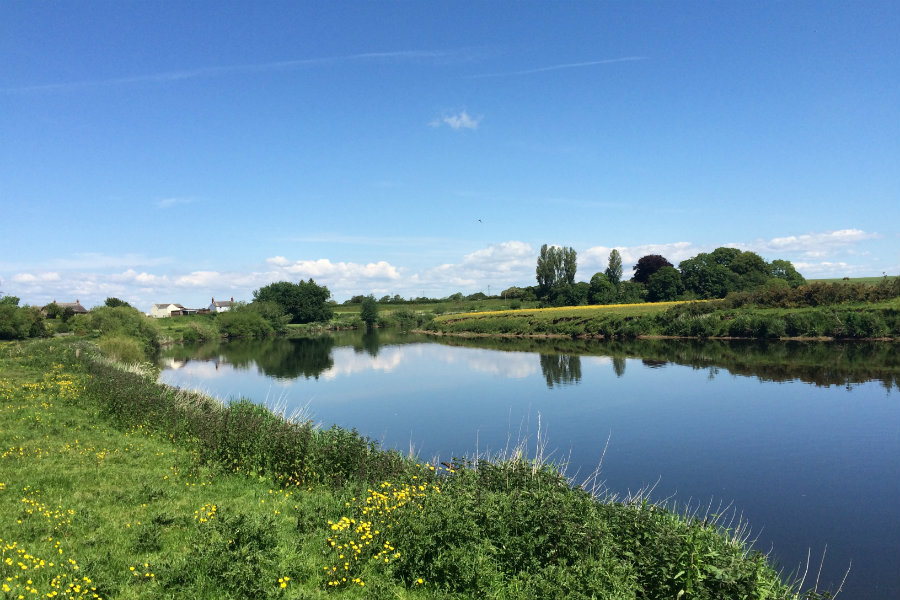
159 332 899 599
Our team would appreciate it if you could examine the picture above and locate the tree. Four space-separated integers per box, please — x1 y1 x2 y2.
647 266 684 302
679 252 741 299
104 297 132 308
562 247 577 286
730 251 770 290
536 244 577 298
605 249 623 287
770 259 806 288
252 279 333 324
589 272 616 305
632 254 673 284
536 244 560 295
360 295 378 329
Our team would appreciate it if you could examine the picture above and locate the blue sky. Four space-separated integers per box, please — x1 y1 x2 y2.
2 1 897 310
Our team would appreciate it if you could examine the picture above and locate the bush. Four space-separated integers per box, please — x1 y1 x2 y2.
87 306 161 356
0 302 46 340
98 335 147 363
216 306 274 338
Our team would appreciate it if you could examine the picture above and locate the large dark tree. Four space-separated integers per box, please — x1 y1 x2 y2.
252 279 333 324
647 266 684 302
632 254 674 284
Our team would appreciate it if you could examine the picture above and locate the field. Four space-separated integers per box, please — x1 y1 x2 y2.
806 276 895 285
427 298 900 339
0 339 821 599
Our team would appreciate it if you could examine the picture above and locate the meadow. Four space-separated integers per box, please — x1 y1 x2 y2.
0 338 834 599
427 297 900 340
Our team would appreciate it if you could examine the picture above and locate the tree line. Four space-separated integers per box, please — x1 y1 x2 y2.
518 244 808 307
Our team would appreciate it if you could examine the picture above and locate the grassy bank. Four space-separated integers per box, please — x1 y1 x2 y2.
427 298 900 340
1 339 836 599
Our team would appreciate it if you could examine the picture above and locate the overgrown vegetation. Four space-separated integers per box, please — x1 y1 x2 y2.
428 279 900 341
0 339 841 599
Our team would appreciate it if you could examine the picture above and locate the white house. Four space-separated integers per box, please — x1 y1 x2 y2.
209 297 234 313
149 303 184 318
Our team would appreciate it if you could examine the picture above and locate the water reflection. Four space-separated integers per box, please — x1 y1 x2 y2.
539 354 582 388
160 334 899 390
158 332 899 599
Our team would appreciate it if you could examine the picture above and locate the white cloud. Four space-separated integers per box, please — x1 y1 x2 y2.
431 110 481 130
410 241 535 293
12 272 60 283
581 242 697 274
268 258 401 281
741 229 881 258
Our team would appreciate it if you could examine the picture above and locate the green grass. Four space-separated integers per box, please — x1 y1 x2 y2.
807 276 897 285
0 339 836 599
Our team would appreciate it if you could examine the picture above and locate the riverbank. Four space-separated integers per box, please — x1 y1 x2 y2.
425 298 900 341
1 339 836 599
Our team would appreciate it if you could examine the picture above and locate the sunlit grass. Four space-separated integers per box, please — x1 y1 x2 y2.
0 339 834 599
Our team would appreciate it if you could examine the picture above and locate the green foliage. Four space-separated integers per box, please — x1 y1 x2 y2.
216 303 274 338
589 272 616 305
605 249 623 287
0 298 46 340
97 334 147 363
632 254 674 284
647 266 684 302
104 297 132 308
536 244 577 296
252 278 334 324
0 341 840 600
618 281 647 304
87 306 161 356
359 295 378 328
769 259 806 288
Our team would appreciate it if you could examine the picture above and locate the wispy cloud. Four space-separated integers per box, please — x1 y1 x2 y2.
430 110 482 130
156 197 196 209
472 56 647 78
4 50 452 94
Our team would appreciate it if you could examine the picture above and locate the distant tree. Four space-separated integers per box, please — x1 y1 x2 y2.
44 302 63 319
605 249 623 287
360 295 378 329
562 247 577 286
345 295 366 305
710 247 742 267
536 244 559 295
536 244 577 297
632 255 674 284
253 279 333 324
104 297 132 308
730 251 770 289
589 272 616 305
447 292 464 302
647 266 684 302
618 281 648 304
679 252 741 298
770 259 806 288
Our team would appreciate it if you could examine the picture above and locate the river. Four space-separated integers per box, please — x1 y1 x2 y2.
158 332 899 599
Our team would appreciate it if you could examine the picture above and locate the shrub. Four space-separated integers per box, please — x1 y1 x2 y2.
216 307 273 338
98 334 146 363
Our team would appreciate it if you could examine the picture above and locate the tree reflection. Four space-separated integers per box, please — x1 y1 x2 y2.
539 354 582 388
